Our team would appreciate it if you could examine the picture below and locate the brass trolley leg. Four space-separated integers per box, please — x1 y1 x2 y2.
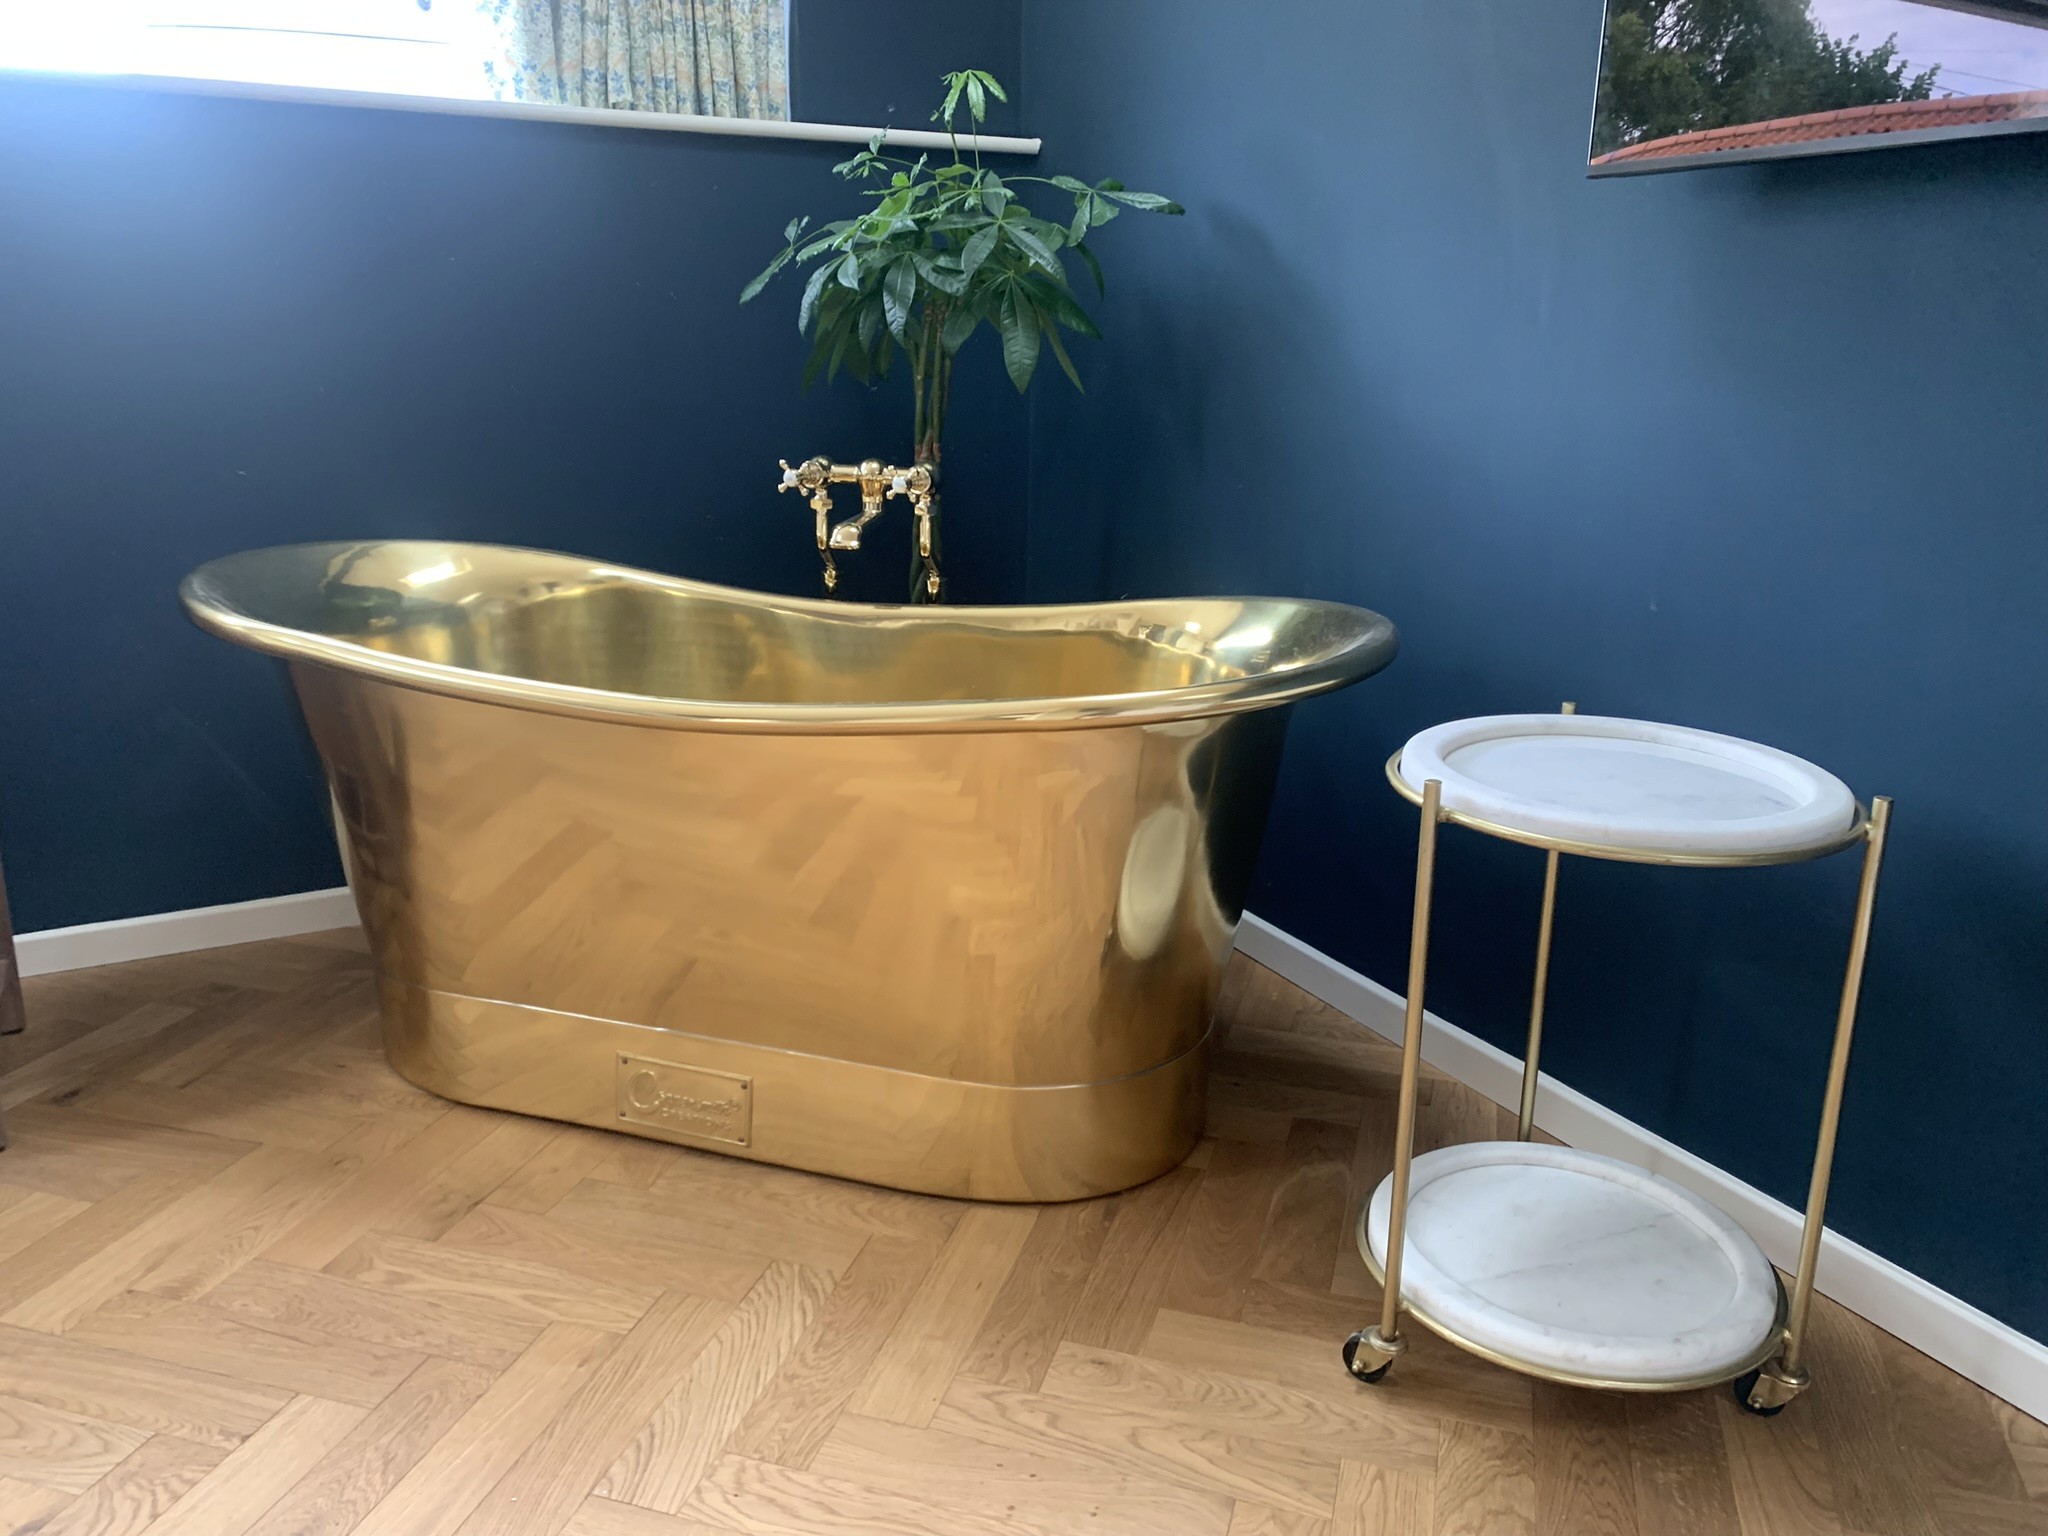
1518 848 1560 1141
1516 702 1575 1141
1741 795 1893 1416
1345 778 1443 1384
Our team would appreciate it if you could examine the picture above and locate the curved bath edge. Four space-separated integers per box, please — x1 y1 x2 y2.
376 974 1210 1202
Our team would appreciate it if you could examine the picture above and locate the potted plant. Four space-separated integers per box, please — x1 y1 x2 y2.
744 70 1181 601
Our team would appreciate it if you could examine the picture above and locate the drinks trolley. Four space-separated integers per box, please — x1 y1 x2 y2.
1340 706 1890 1415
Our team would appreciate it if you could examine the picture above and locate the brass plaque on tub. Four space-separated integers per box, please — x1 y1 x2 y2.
616 1054 753 1147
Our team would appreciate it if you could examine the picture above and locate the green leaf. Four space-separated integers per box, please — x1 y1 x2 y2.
857 291 883 353
825 316 855 383
936 72 966 128
1087 194 1120 226
740 245 792 304
1068 199 1091 245
1099 188 1184 213
980 174 1011 216
1049 174 1090 193
1004 221 1063 275
843 326 873 384
1042 314 1083 392
1025 275 1101 339
941 302 979 355
801 340 830 390
801 299 852 388
976 70 1009 103
960 223 1000 279
913 252 969 296
965 73 986 123
1071 240 1106 297
797 259 834 333
998 285 1041 392
836 252 862 290
883 255 917 341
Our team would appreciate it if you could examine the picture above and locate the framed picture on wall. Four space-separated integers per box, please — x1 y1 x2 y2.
1591 0 2048 173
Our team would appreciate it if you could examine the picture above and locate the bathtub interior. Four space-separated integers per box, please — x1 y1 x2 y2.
183 541 1390 710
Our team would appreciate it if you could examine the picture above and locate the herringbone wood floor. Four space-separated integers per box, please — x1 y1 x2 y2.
0 933 2041 1536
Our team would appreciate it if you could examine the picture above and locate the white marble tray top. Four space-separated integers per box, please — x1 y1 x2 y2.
1362 1142 1781 1385
1396 714 1856 855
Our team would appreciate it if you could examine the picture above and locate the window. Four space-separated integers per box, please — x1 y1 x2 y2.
6 1 798 122
7 1 494 100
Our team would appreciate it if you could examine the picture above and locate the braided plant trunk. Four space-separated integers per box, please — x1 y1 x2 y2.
909 302 953 603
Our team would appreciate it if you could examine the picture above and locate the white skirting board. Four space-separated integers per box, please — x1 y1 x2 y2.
1235 911 2048 1423
15 887 358 978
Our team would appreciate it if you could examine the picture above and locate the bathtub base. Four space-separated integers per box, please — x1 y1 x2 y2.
377 976 1209 1202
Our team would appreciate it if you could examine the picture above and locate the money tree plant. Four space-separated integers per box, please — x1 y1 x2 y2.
743 69 1181 600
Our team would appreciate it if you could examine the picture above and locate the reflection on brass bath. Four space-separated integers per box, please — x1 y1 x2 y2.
181 541 1398 1200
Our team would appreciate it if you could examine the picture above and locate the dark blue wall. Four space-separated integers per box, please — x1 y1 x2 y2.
795 0 1023 137
1022 1 2048 1339
0 52 1028 931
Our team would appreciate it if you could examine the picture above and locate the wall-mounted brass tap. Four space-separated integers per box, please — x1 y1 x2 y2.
778 457 940 600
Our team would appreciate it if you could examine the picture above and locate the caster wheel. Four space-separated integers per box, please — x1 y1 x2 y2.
1342 1331 1391 1384
1732 1369 1785 1417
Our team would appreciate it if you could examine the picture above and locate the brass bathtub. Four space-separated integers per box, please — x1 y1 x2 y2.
181 542 1398 1199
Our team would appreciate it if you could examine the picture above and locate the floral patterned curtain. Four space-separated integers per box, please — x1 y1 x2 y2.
476 0 789 119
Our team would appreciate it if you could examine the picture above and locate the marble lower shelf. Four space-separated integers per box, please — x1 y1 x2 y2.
1361 1142 1784 1389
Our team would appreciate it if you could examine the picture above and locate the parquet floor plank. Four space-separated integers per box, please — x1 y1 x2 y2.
322 1229 661 1334
65 1292 425 1409
0 1105 254 1204
1531 1382 1637 1536
4 1144 327 1334
240 1357 494 1536
0 936 2037 1536
437 1199 770 1304
1061 1164 1205 1353
723 1233 944 1470
131 1395 367 1536
956 1198 1116 1391
0 1472 75 1530
598 1262 831 1513
449 1292 732 1536
847 1204 1036 1427
804 1414 1238 1534
932 1373 1342 1516
1625 1390 1742 1536
345 1323 620 1536
1333 1459 1434 1536
0 1391 148 1493
1231 1501 1334 1536
1431 1420 1536 1536
0 1321 290 1448
28 1434 227 1536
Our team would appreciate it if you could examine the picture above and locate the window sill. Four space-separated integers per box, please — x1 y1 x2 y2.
0 67 1043 155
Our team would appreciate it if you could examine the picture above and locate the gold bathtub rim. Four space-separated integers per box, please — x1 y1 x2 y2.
179 540 1399 735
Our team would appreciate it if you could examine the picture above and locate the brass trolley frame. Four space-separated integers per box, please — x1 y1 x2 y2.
1343 704 1892 1415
